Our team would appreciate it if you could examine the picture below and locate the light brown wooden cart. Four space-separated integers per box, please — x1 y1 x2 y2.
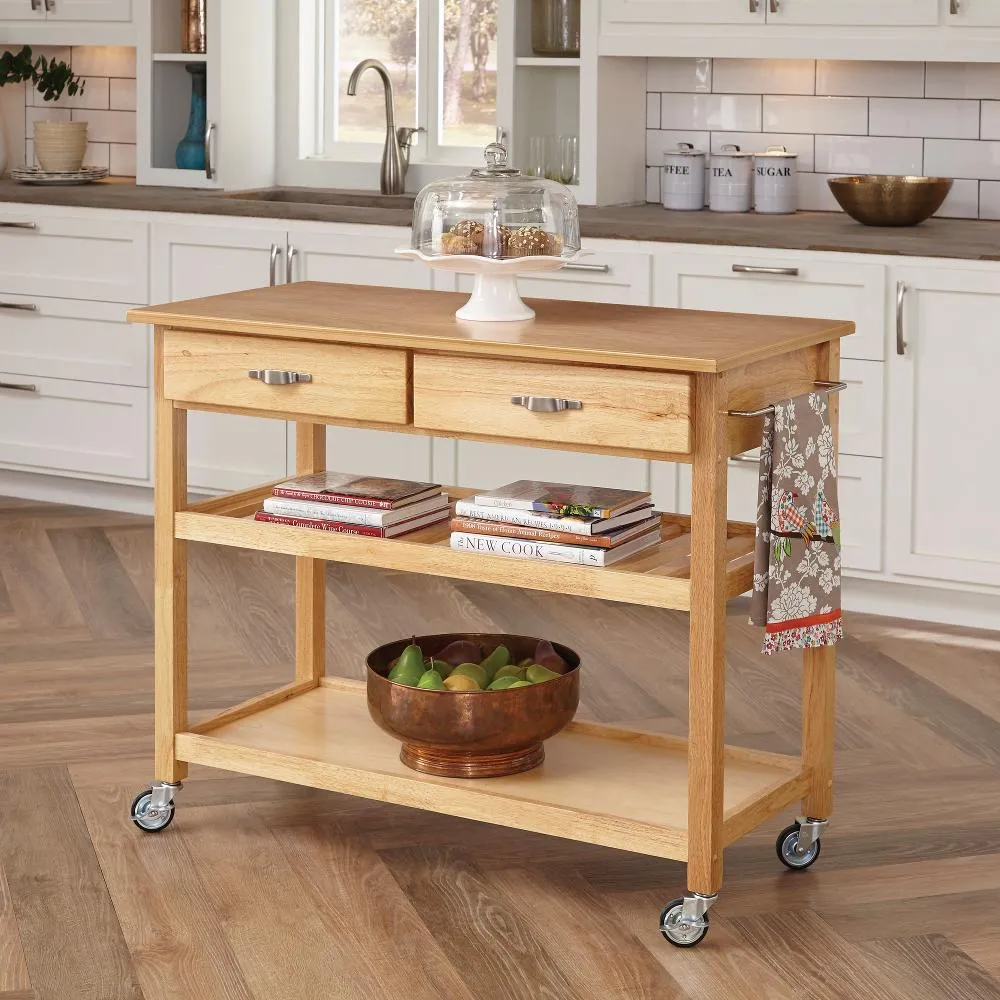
127 282 852 948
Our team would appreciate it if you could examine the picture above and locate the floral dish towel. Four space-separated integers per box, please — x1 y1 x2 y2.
749 392 843 655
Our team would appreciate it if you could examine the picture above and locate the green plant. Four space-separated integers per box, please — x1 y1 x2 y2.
0 45 85 103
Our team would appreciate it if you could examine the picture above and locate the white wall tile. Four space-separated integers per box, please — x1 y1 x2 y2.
925 63 1000 99
646 93 660 129
661 93 761 132
814 135 923 176
31 77 110 111
69 46 136 79
980 180 1000 219
647 57 711 93
925 139 1000 180
712 59 815 96
646 128 710 165
763 96 867 135
868 98 979 140
69 109 135 144
82 142 110 169
110 142 136 177
109 77 136 112
797 172 842 212
26 106 71 126
935 178 980 219
646 165 660 203
816 61 924 98
710 131 815 171
981 102 1000 141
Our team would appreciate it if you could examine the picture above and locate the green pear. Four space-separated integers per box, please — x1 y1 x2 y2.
478 644 511 682
526 664 560 684
487 675 522 691
417 669 445 690
451 662 487 689
493 664 525 682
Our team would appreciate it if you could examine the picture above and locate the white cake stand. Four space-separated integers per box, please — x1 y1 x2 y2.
395 248 579 322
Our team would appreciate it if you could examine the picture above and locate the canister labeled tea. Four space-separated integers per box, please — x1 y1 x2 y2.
754 146 798 215
661 142 706 211
709 144 754 213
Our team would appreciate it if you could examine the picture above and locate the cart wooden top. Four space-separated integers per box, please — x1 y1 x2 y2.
129 281 854 374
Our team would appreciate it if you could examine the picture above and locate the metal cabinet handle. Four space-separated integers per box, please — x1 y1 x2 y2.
562 263 610 274
0 302 37 311
204 121 217 181
510 395 582 413
286 244 298 284
268 244 280 287
0 381 37 392
732 264 799 276
44 0 54 10
248 370 313 385
896 281 907 356
0 221 36 230
749 0 759 10
30 0 42 10
950 0 961 12
769 0 779 10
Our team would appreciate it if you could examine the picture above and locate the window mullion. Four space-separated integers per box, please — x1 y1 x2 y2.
417 0 437 164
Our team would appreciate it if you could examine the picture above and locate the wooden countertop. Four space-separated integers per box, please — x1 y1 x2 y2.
129 281 853 374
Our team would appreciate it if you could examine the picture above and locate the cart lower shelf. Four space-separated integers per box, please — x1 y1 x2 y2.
175 677 810 862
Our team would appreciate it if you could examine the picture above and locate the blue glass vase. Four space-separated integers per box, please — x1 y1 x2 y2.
175 63 207 170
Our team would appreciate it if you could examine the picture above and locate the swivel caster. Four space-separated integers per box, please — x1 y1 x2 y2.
659 892 715 948
130 782 181 833
776 816 827 870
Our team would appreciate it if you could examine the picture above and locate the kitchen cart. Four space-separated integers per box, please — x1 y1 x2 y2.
127 282 852 948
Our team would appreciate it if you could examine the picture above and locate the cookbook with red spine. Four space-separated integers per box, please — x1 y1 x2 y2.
272 472 442 510
449 514 662 549
254 508 449 538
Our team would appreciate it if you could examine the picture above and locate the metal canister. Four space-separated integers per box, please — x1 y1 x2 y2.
709 144 754 213
754 146 798 215
182 0 207 54
661 142 706 211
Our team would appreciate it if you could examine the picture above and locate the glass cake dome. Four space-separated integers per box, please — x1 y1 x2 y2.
397 134 581 322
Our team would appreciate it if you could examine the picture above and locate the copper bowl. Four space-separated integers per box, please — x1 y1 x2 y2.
366 633 580 778
827 175 953 227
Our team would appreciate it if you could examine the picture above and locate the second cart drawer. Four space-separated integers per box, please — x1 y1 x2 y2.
413 355 691 454
161 330 409 424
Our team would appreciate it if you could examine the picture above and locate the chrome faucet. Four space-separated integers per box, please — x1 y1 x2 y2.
346 58 423 195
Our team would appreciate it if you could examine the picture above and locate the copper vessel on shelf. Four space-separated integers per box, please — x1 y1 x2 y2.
182 0 207 54
827 175 953 227
366 633 580 779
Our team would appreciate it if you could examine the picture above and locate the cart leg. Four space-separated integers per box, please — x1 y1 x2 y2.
153 329 188 785
686 374 729 898
294 422 327 683
801 645 835 821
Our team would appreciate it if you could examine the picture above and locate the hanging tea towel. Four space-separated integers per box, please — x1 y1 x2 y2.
749 392 843 655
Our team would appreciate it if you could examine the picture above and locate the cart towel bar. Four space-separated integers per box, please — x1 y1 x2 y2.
727 380 847 418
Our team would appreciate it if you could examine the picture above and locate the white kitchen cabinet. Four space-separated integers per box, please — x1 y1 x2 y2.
151 222 288 492
945 0 1000 25
655 251 886 361
768 0 938 25
0 1 35 17
602 0 763 27
285 226 435 483
839 358 883 459
46 0 131 20
886 267 1000 588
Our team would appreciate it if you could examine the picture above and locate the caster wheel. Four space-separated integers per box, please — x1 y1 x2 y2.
659 898 709 948
130 788 175 833
776 822 821 870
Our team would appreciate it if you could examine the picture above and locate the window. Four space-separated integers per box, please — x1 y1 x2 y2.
300 0 498 165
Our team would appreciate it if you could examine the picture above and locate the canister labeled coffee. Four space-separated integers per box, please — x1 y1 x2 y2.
661 142 706 211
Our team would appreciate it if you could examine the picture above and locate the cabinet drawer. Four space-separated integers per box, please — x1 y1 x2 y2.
413 355 691 454
0 211 148 303
161 330 409 425
0 296 147 387
0 373 148 481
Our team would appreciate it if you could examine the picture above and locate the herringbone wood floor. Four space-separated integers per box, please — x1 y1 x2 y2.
1 496 999 1000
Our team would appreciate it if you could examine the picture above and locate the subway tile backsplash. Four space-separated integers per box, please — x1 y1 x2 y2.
18 46 136 177
646 58 1000 218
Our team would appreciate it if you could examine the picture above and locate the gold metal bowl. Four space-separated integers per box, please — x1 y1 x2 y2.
366 633 580 778
827 175 953 227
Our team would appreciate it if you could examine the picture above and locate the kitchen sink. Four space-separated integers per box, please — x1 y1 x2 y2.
223 187 415 210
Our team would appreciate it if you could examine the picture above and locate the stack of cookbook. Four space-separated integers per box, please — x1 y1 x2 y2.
451 480 662 566
255 472 450 538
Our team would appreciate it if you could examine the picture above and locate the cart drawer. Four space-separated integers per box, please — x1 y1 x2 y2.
413 355 691 454
161 330 410 425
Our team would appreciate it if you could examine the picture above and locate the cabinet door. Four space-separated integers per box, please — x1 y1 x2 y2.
286 228 434 483
886 267 1000 588
655 250 886 361
0 1 36 17
602 0 764 26
45 0 131 18
767 0 938 24
151 222 288 492
946 0 1000 24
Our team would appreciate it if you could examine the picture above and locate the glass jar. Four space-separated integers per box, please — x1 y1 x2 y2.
531 0 581 57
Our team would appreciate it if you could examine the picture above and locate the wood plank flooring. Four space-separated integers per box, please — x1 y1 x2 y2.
1 496 998 1000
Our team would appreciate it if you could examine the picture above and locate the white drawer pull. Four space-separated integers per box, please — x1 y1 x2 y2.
248 369 313 385
0 381 38 392
511 395 583 413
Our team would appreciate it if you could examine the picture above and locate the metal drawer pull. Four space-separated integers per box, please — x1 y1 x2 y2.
0 221 37 230
950 0 961 12
562 263 611 274
44 0 54 9
511 395 582 413
732 264 798 276
896 280 907 356
0 302 37 311
769 0 779 10
248 370 313 385
286 244 298 284
0 381 37 392
749 0 759 10
31 0 41 9
269 244 280 287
